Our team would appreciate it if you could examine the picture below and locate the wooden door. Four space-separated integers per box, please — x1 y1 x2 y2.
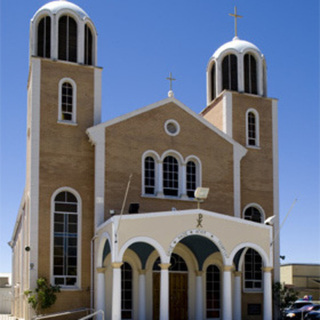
153 272 188 320
170 273 188 320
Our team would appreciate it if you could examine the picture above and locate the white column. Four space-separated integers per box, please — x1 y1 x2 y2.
78 21 84 64
233 271 242 320
96 268 106 320
159 263 170 320
138 270 146 320
222 266 233 320
258 58 264 96
52 15 58 60
157 160 164 197
263 267 273 320
180 164 188 199
112 262 123 320
195 271 203 320
216 57 222 95
238 53 244 93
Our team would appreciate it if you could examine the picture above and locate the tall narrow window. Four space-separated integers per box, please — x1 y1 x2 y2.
244 54 257 94
186 161 196 198
244 206 262 223
84 24 93 65
247 111 257 146
144 156 155 195
210 63 216 101
37 16 51 58
244 249 262 290
206 265 221 318
59 15 77 62
53 191 78 286
61 82 73 121
121 262 133 319
222 54 238 91
163 156 179 196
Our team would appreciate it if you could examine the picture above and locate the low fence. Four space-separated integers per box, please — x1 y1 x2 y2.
0 287 12 314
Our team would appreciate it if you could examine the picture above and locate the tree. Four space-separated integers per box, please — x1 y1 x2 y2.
24 278 60 315
273 282 299 318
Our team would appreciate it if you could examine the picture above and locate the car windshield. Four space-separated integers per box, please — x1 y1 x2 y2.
290 302 313 309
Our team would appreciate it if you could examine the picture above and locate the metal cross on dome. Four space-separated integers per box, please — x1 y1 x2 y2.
229 6 243 37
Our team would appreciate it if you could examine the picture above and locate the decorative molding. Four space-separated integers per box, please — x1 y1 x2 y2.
29 58 41 289
111 262 123 269
158 263 171 270
272 99 280 281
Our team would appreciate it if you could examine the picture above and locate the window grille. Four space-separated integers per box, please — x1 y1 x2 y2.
163 156 179 196
53 191 78 286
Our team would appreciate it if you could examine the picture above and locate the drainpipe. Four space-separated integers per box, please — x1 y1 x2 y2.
91 234 98 311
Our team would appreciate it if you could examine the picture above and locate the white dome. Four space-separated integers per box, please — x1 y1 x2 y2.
33 1 89 20
212 37 262 59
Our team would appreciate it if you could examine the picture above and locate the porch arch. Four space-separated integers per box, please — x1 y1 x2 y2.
97 232 113 267
168 229 228 266
119 236 168 264
229 242 271 269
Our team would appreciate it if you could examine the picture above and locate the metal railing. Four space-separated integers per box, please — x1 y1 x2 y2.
33 307 92 320
79 310 104 320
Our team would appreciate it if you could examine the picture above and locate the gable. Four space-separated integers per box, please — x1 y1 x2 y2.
87 98 248 218
87 96 246 153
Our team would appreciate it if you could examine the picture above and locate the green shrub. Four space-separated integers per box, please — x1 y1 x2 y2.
24 278 60 315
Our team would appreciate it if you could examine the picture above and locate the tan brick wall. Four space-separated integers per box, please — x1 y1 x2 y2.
37 60 95 310
201 94 224 131
103 102 235 219
231 93 275 219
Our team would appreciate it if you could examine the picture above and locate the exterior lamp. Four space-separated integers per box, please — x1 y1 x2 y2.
194 187 210 209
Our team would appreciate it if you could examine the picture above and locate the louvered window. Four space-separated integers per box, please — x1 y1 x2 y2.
59 16 77 62
37 16 51 58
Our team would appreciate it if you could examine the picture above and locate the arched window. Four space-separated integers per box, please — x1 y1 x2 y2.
210 63 216 101
84 24 93 65
206 265 221 319
58 15 77 62
222 54 238 91
186 161 196 198
244 53 257 94
37 16 51 58
59 78 77 123
247 111 258 146
121 262 133 319
144 156 155 195
244 248 262 290
53 191 79 286
244 206 262 223
163 156 179 196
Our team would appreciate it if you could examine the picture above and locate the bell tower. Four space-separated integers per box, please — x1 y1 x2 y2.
25 0 101 313
201 9 280 289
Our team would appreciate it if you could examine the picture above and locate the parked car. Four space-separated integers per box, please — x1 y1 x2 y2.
285 304 320 319
305 309 320 319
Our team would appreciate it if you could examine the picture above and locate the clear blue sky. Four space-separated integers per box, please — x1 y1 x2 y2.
0 0 319 273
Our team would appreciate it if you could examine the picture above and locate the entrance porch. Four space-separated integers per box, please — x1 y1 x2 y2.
94 209 274 320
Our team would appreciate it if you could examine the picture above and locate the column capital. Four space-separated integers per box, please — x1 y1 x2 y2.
234 271 242 277
262 266 273 273
111 262 123 269
159 263 171 270
223 265 234 272
139 269 147 275
96 267 106 273
195 270 204 277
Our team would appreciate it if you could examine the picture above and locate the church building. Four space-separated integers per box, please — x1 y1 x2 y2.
10 1 280 320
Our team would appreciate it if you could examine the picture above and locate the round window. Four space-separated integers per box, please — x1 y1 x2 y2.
164 119 180 136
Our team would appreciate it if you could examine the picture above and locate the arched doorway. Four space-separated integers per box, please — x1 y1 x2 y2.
153 253 188 320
